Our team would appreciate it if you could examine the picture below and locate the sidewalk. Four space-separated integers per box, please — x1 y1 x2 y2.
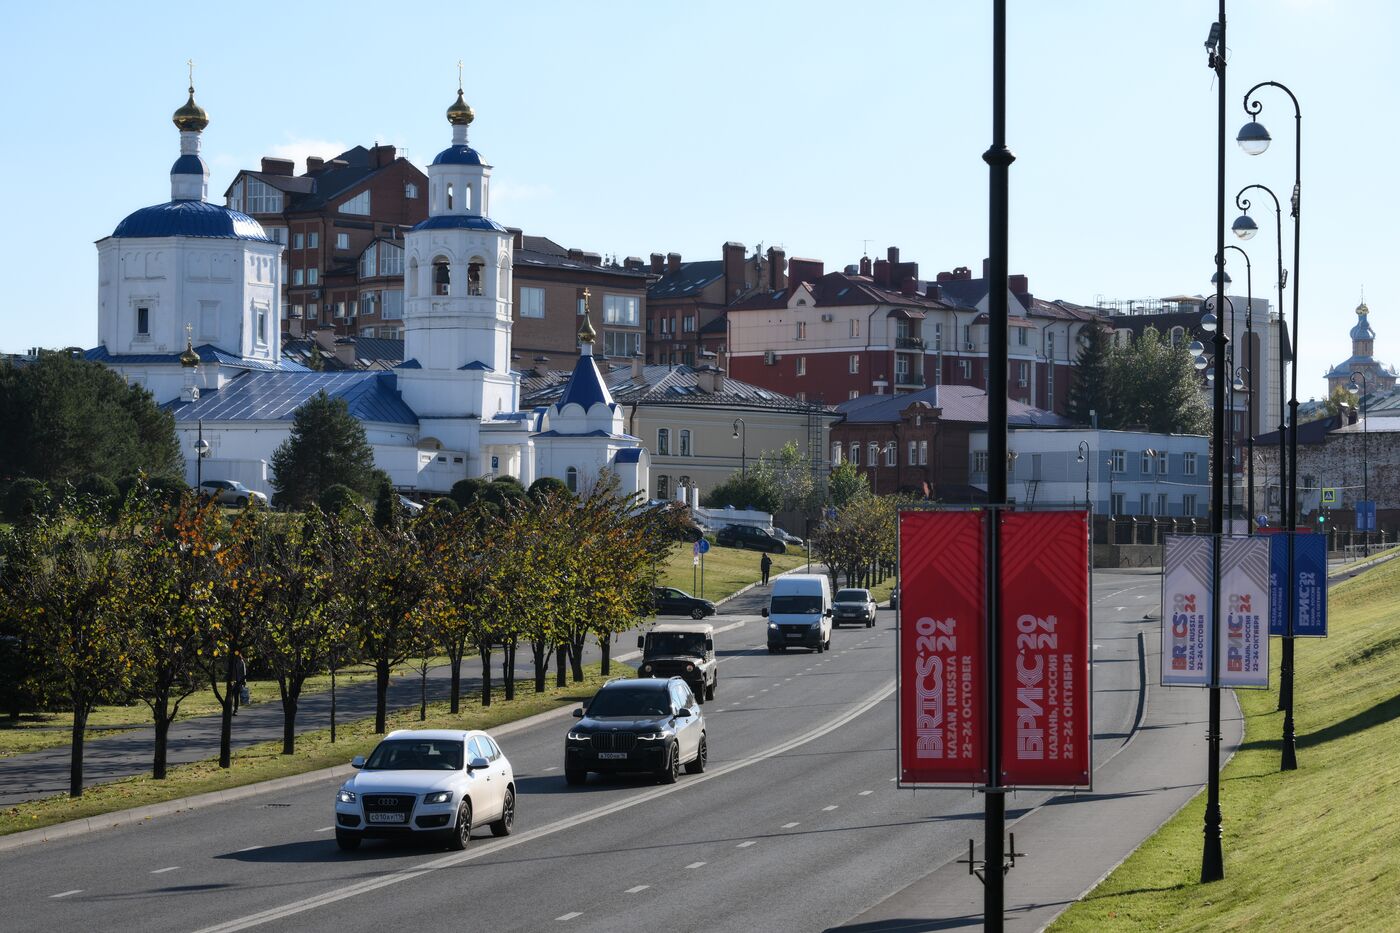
834 645 1243 931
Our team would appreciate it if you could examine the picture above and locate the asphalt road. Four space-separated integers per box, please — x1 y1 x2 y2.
4 570 1158 933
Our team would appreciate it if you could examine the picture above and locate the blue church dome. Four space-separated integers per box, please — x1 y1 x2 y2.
431 144 484 166
112 200 270 241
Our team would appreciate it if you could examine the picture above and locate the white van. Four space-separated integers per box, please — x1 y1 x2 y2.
762 573 833 653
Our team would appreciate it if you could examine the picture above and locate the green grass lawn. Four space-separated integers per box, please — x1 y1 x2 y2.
0 664 611 838
1050 554 1400 930
0 656 450 760
654 541 813 601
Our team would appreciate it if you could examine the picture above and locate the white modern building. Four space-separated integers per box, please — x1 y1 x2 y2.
88 82 647 499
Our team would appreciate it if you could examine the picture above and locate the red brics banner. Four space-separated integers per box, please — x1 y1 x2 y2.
897 511 987 786
998 511 1092 788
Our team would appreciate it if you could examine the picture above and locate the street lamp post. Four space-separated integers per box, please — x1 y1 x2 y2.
1234 183 1286 530
731 418 747 477
194 420 211 488
1234 366 1253 530
1240 77 1303 773
1223 244 1256 530
1076 440 1091 510
1348 370 1370 556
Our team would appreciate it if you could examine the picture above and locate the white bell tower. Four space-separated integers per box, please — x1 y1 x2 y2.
398 80 519 454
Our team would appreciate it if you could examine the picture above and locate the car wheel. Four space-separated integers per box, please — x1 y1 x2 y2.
825 635 832 651
767 646 777 654
705 676 716 701
447 801 472 851
565 768 587 786
685 734 708 774
334 830 360 852
490 787 515 837
235 496 248 507
658 743 680 784
691 607 706 620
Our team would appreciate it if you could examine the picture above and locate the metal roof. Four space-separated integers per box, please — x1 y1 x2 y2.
111 200 270 241
170 154 206 176
168 371 417 425
555 353 614 410
835 384 1068 427
411 214 507 234
648 261 725 300
613 448 643 464
86 343 305 372
431 145 485 166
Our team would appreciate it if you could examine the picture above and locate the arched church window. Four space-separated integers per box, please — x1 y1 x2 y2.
407 259 418 298
462 185 473 212
657 428 671 456
468 260 484 297
656 475 669 499
433 258 451 296
1170 326 1185 347
446 183 454 210
566 467 579 493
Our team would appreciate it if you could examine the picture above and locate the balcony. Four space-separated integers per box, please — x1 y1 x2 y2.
895 336 925 350
895 371 925 387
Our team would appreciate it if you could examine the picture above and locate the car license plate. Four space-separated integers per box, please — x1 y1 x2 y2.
368 812 406 823
598 752 628 760
786 632 803 639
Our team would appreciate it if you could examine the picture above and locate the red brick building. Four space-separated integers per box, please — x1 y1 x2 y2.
646 242 785 366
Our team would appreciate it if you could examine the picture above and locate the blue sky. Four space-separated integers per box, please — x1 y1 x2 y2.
2 0 1393 402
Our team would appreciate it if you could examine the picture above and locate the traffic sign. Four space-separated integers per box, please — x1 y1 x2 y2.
696 538 711 554
1321 487 1338 505
1358 500 1377 532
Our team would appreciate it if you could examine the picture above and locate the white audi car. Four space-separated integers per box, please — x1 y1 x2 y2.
334 729 515 851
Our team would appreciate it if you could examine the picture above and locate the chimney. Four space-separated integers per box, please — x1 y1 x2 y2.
1009 274 1029 296
334 338 357 368
667 252 682 273
859 255 872 277
767 247 787 289
925 283 942 301
260 157 294 176
509 228 524 250
723 242 746 299
631 354 644 379
305 156 324 174
371 144 397 168
982 257 991 279
533 355 551 377
887 246 901 269
695 365 726 394
568 248 584 261
624 256 644 271
873 259 891 288
788 258 824 286
312 328 337 352
580 251 602 267
650 252 666 274
953 266 972 280
901 277 918 297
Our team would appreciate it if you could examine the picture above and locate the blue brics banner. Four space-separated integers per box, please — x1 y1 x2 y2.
1268 533 1328 637
1358 500 1377 533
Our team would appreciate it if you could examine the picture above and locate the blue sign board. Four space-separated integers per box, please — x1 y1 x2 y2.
1268 533 1328 637
1358 500 1377 533
696 538 711 555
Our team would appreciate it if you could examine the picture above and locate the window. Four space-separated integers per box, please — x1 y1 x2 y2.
446 183 454 210
679 430 692 456
868 442 878 465
849 319 860 338
974 450 988 474
796 391 806 401
293 233 304 249
963 323 972 346
1140 450 1154 474
256 306 267 343
336 233 349 250
1140 493 1151 515
1158 493 1168 516
1111 492 1124 515
884 443 897 467
381 289 403 319
434 258 451 295
1183 494 1198 516
604 294 640 326
1047 363 1054 397
682 314 695 333
848 389 860 400
566 467 579 493
520 286 545 318
307 267 319 285
1110 449 1126 473
657 428 670 456
1157 450 1169 474
605 331 641 358
292 269 304 286
795 321 807 340
796 356 806 376
136 306 150 335
361 327 375 338
467 260 483 296
359 246 377 279
849 444 860 466
307 231 319 248
380 243 404 276
849 354 860 374
932 322 942 350
657 475 669 499
1046 332 1056 359
268 227 288 245
1017 361 1028 384
244 178 283 214
831 443 842 465
896 356 910 379
1184 452 1198 475
292 303 303 319
959 360 972 379
405 183 418 199
1170 326 1185 347
339 191 370 215
1017 327 1028 346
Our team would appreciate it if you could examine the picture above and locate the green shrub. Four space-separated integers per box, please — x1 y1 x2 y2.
4 478 50 520
450 477 485 508
432 497 460 514
319 483 360 516
75 473 120 507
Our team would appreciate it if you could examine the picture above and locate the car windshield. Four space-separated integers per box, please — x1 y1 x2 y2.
364 739 463 771
835 590 870 602
587 686 672 718
646 632 706 656
771 594 822 614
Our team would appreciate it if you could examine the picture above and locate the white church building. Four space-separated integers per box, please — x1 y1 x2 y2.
88 82 648 499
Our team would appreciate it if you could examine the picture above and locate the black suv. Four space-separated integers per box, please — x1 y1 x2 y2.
652 586 716 620
565 677 707 785
715 524 787 553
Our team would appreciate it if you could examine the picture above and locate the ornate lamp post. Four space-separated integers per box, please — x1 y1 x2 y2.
1348 370 1371 555
1233 366 1253 529
1076 440 1091 510
194 421 211 489
1240 77 1303 773
1223 244 1256 530
731 418 747 477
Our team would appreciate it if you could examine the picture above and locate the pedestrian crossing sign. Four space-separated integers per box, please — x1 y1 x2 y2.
1321 487 1338 505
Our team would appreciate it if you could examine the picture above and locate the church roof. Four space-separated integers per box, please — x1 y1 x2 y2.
520 363 830 414
431 145 485 166
86 343 305 372
166 371 417 425
411 214 508 234
111 200 270 241
1351 316 1376 341
555 352 614 410
1325 356 1398 379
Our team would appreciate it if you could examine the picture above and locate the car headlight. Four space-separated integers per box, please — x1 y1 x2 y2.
567 730 590 741
769 622 779 630
685 663 695 672
423 791 453 805
642 663 652 673
636 731 672 741
337 787 356 803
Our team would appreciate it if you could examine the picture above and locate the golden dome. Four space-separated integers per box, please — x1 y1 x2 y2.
446 89 475 126
578 312 597 344
1357 301 1370 316
179 336 200 368
173 87 209 132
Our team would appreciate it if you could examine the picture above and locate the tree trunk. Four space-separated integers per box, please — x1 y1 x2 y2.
531 640 548 693
555 644 568 688
504 640 516 701
570 638 585 683
330 663 337 744
374 659 391 733
219 677 233 769
152 698 171 780
600 634 612 677
69 701 88 798
419 666 428 721
479 647 493 708
449 654 463 714
282 692 299 755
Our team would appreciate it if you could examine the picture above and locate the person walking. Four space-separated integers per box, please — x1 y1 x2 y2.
760 553 772 586
232 652 248 714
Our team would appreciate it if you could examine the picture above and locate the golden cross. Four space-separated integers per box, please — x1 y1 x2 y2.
581 287 591 311
187 59 194 91
185 322 193 346
457 59 463 91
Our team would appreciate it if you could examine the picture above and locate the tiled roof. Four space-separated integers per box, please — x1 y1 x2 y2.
834 384 1068 427
648 260 725 300
514 247 648 280
166 371 417 425
281 337 404 371
521 363 830 414
726 271 953 312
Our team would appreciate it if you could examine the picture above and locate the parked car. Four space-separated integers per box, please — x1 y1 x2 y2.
763 573 833 652
565 677 706 785
637 622 717 701
832 588 877 627
198 479 268 508
652 586 716 620
643 500 704 542
398 495 425 515
716 524 787 553
334 729 515 852
773 527 805 547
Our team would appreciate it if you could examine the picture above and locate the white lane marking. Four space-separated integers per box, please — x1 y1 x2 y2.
822 805 839 812
736 840 757 848
782 822 800 829
236 845 263 853
625 885 649 894
542 766 559 772
49 890 82 899
314 826 334 833
190 679 895 933
556 912 582 921
858 790 873 796
151 866 180 874
746 695 755 700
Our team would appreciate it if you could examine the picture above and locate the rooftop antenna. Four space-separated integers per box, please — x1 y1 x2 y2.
862 239 872 257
